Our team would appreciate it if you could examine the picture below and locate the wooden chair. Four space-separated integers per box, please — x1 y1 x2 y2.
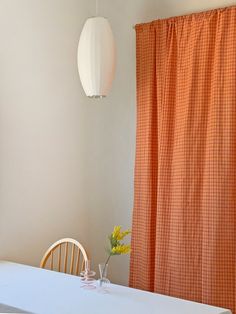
40 238 88 276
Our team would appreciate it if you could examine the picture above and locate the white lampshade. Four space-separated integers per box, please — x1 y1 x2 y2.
77 17 115 98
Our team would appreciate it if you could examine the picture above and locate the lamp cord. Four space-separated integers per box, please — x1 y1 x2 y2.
96 0 98 16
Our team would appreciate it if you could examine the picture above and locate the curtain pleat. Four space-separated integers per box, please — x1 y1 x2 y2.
130 6 236 313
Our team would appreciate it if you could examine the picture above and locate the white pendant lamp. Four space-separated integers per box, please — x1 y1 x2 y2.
77 1 115 98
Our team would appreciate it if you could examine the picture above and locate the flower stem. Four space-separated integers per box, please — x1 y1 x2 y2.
105 254 111 267
101 254 111 280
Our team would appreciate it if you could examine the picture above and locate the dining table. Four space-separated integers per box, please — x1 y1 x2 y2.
0 261 231 314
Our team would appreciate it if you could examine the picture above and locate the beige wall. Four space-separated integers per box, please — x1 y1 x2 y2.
0 0 92 270
0 0 235 286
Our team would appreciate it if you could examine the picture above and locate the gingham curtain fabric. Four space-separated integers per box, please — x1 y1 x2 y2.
130 6 236 313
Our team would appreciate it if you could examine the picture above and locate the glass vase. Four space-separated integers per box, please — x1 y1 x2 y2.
98 263 110 289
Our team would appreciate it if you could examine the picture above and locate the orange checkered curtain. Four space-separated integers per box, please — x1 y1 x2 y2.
130 6 236 314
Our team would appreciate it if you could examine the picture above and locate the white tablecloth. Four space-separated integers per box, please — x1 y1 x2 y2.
0 261 231 314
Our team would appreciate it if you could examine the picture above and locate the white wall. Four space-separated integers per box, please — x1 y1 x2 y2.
0 0 235 286
0 0 92 271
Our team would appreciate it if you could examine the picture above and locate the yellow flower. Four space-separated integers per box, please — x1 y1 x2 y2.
111 244 131 255
118 230 131 240
112 226 122 240
112 226 131 241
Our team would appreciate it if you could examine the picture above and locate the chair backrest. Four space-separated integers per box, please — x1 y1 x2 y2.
40 238 88 276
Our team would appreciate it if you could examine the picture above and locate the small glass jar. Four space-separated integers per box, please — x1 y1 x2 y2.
98 263 110 290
